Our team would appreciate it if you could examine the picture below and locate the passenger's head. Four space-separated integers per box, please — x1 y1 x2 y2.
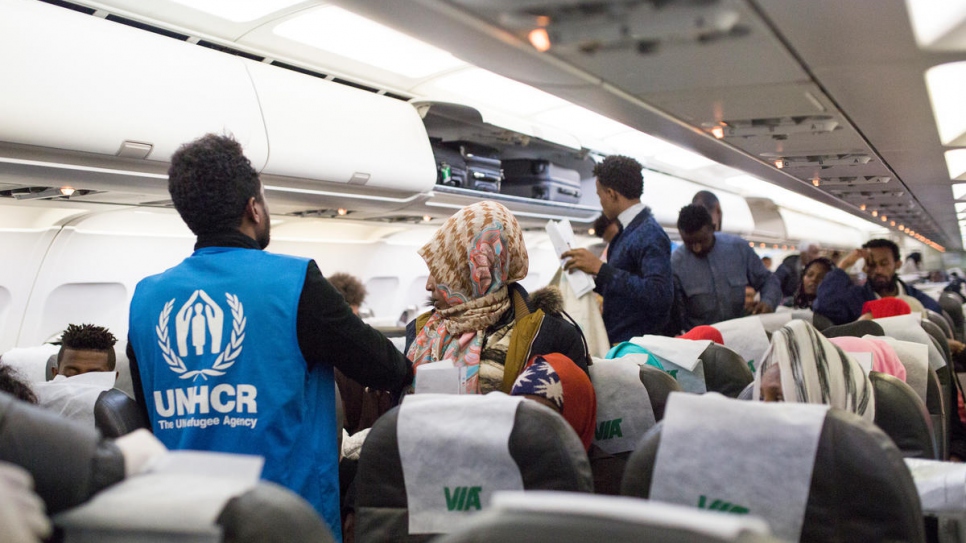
419 201 528 313
744 286 757 313
594 155 643 220
794 257 834 308
168 134 269 248
0 365 37 404
54 324 117 377
755 320 874 421
861 239 900 294
908 252 922 265
677 204 715 257
328 272 367 316
761 256 773 271
691 190 722 231
592 214 620 243
510 353 596 451
799 241 822 265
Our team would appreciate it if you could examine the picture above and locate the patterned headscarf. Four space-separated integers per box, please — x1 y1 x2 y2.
512 354 597 450
754 320 875 421
408 201 529 393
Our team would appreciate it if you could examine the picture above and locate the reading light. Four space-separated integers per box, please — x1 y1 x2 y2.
899 224 904 230
782 245 788 250
60 186 75 197
860 204 867 211
337 208 348 216
529 28 552 52
891 221 896 226
871 210 878 217
759 243 765 248
749 242 754 247
711 126 725 139
811 178 820 187
588 228 596 236
773 244 779 249
773 159 784 169
881 216 887 222
422 215 432 223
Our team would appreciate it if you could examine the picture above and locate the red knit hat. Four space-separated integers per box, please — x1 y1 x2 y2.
860 298 911 319
677 325 724 344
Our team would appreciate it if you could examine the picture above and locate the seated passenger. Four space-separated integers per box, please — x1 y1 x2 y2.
744 285 757 316
407 201 589 394
813 239 942 325
0 364 37 404
785 257 834 310
32 324 118 428
755 320 874 421
510 353 596 451
828 336 907 381
670 204 781 331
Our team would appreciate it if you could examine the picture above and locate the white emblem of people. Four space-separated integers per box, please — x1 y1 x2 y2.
175 290 224 356
154 290 257 431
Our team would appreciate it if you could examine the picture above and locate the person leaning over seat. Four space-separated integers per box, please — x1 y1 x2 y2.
406 200 590 394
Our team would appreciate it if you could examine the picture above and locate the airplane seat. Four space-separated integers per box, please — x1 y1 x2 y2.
938 293 964 342
811 312 834 331
0 344 59 383
925 367 949 460
697 343 754 397
922 321 952 368
820 320 885 339
620 393 925 543
737 382 753 400
354 394 593 543
433 491 781 543
94 389 148 439
926 310 954 341
869 371 937 459
588 359 681 495
55 476 334 543
112 339 136 399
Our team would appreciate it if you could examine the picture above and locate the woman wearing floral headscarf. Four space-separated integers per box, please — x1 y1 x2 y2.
407 201 589 394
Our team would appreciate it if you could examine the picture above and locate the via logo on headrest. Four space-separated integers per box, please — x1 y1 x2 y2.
697 495 750 514
595 418 623 440
444 486 482 512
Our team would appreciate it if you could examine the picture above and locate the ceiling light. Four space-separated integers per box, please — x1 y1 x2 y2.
926 62 966 146
904 0 966 49
274 6 466 78
749 242 754 247
774 159 784 169
169 0 304 23
337 208 348 216
860 204 867 211
422 215 432 223
529 28 552 52
429 68 569 116
710 126 725 139
759 243 765 248
871 210 878 217
60 186 75 197
890 221 896 226
881 216 887 222
811 177 820 187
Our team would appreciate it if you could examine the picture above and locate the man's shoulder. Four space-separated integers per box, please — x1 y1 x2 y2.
715 232 748 247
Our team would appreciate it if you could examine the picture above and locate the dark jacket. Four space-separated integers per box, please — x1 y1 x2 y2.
594 207 673 343
774 254 801 298
813 268 943 325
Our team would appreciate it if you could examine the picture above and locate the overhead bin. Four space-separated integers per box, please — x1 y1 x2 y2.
779 208 864 248
246 61 436 193
0 0 268 167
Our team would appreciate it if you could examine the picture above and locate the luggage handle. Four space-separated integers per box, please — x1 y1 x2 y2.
472 171 502 183
556 187 580 197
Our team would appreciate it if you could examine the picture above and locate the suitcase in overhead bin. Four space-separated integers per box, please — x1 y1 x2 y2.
431 141 467 188
501 159 582 203
463 153 502 193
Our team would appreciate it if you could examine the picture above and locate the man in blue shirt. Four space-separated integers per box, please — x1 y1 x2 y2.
670 204 781 332
127 134 410 541
562 155 673 343
813 238 942 325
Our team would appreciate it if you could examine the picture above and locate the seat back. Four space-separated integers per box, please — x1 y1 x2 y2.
621 394 924 543
355 395 592 542
939 293 964 342
821 320 885 339
93 389 148 438
697 343 754 397
926 310 955 341
811 312 834 331
434 491 781 543
870 371 937 459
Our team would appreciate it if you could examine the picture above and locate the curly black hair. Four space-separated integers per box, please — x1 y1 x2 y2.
592 214 614 239
676 204 714 234
0 365 37 404
58 323 117 369
692 190 719 210
168 134 261 235
862 238 900 262
793 257 834 309
593 155 644 200
328 272 367 307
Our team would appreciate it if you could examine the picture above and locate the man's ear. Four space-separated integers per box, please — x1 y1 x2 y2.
245 197 260 223
50 366 58 378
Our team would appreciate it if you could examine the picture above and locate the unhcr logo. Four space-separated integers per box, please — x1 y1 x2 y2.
697 495 750 514
444 486 482 512
595 418 623 440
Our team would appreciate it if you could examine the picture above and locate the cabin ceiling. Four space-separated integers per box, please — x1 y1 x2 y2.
50 0 966 251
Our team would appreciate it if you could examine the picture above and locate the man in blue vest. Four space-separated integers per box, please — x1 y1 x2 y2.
127 134 411 541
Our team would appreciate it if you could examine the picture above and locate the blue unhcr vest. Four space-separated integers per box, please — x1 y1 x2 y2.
128 247 341 540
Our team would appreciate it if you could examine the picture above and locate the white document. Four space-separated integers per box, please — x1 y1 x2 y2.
546 219 595 298
845 352 874 375
414 360 461 395
145 450 264 483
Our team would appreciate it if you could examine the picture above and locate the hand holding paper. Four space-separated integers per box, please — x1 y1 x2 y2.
547 219 596 298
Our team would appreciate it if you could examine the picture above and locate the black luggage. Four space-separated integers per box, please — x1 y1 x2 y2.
454 141 502 193
431 141 467 188
501 159 582 203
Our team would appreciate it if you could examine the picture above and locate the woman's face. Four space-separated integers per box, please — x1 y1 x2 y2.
760 364 784 402
802 263 830 296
